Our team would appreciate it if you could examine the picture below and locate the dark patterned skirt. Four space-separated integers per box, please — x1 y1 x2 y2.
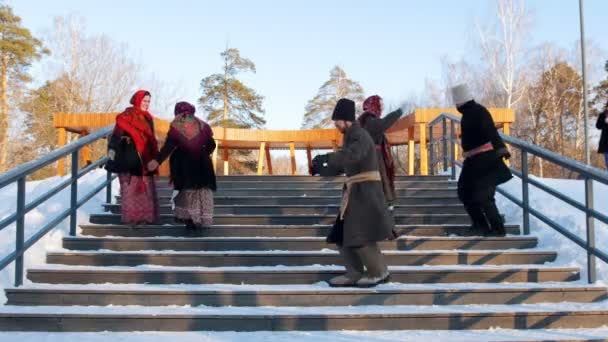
119 174 160 224
173 188 214 226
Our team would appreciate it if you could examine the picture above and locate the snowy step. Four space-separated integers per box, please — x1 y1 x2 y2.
119 195 464 206
154 188 459 197
104 204 468 215
45 250 557 267
156 180 457 190
78 224 522 238
26 265 580 285
0 303 606 331
62 236 538 251
6 283 606 307
209 175 452 182
89 213 472 225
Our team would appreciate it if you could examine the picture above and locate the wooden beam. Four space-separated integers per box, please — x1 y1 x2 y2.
289 142 297 175
408 126 415 175
306 145 312 175
212 141 219 172
80 131 92 167
257 142 266 175
265 145 273 175
332 140 339 152
419 123 428 176
57 128 67 176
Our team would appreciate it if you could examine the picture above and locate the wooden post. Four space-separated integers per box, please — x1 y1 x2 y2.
223 145 229 176
57 128 67 176
289 142 297 175
81 130 91 167
265 145 273 175
212 141 219 172
257 142 266 175
408 126 415 175
306 145 312 175
419 123 428 176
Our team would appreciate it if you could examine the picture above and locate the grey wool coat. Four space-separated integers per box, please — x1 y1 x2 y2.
326 122 395 247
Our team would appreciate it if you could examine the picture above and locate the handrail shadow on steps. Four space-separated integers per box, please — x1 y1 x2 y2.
0 125 116 286
428 113 608 283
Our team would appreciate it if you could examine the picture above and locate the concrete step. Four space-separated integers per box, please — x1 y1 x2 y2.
89 213 472 225
210 175 452 182
2 304 607 331
79 224 522 238
26 265 580 285
104 204 467 215
156 181 456 190
46 250 557 267
154 188 459 197
118 196 464 206
62 236 538 251
7 284 606 307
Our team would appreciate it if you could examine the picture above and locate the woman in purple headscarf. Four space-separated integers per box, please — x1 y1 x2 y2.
148 101 217 229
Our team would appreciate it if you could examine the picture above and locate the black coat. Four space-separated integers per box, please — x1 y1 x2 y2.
359 109 403 145
457 101 512 189
326 123 394 247
596 111 608 153
157 133 217 192
106 118 156 176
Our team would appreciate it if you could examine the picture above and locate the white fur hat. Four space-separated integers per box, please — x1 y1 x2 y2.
450 84 474 106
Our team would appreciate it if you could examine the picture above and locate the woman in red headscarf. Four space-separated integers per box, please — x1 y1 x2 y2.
148 101 216 229
106 90 160 225
358 95 405 209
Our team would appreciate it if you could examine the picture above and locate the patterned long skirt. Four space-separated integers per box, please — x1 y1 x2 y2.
119 174 160 225
173 188 214 226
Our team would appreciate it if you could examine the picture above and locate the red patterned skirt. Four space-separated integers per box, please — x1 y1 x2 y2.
118 174 160 225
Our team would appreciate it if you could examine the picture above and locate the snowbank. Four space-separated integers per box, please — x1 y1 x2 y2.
0 169 119 303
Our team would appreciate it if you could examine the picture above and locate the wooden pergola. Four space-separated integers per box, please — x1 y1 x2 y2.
53 108 514 177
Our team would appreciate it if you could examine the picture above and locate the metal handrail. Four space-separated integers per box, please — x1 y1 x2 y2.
429 113 607 283
0 125 116 286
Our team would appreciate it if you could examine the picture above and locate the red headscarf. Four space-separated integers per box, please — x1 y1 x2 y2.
363 95 382 118
115 90 159 176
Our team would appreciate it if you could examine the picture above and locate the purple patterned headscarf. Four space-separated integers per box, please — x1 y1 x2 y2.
174 101 196 116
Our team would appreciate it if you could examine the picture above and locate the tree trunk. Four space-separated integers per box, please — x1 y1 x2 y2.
0 54 8 172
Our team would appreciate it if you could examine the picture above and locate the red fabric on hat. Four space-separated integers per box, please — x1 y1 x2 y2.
363 95 382 118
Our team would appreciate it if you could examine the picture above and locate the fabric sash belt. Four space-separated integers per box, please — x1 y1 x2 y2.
339 171 382 220
463 142 493 159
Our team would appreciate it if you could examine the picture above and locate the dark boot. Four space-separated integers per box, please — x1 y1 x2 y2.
185 219 196 230
482 202 506 237
463 204 490 236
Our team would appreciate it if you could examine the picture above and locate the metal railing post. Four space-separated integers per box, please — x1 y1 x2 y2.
450 120 456 180
429 125 434 176
585 178 596 283
442 118 448 172
14 177 26 287
69 150 79 236
521 151 530 235
105 169 112 210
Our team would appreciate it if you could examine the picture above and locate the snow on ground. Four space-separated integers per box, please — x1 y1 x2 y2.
496 175 608 283
1 329 608 342
0 169 119 303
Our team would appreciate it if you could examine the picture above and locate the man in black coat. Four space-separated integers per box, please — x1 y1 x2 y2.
451 84 512 236
595 102 608 169
324 98 394 288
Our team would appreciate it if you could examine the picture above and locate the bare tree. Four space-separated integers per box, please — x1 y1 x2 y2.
475 0 532 109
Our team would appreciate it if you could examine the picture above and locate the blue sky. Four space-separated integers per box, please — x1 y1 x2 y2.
8 0 608 129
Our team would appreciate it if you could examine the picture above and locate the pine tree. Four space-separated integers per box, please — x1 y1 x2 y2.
301 66 365 129
199 48 265 129
199 48 265 174
0 5 49 172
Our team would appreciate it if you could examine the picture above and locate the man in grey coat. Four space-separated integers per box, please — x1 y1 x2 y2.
325 98 395 288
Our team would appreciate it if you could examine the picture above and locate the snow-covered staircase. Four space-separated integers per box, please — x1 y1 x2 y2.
2 175 608 332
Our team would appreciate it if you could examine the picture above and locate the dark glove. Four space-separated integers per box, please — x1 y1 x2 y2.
496 147 511 160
